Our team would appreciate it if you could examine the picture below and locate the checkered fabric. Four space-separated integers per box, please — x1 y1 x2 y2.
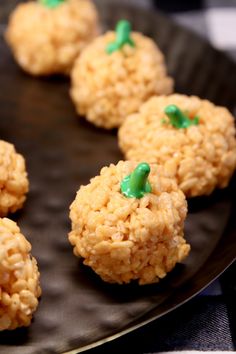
120 0 236 61
88 263 236 353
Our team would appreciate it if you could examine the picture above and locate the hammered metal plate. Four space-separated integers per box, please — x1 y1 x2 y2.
0 1 235 353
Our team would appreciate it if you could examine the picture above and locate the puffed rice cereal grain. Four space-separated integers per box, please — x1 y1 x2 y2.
69 161 190 285
118 94 236 197
70 25 173 129
0 140 29 216
0 218 41 330
5 0 99 76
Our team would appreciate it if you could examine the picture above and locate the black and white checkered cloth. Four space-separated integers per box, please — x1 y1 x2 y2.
126 0 236 62
88 262 236 354
89 1 236 353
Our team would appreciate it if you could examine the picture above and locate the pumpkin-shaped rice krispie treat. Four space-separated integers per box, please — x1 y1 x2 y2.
0 140 29 217
69 161 190 285
70 20 173 129
0 218 41 330
119 94 236 197
5 0 99 76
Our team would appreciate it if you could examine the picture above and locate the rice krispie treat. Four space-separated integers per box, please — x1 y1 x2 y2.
0 140 29 216
118 94 236 197
0 218 41 330
5 0 99 76
70 20 173 129
69 161 190 285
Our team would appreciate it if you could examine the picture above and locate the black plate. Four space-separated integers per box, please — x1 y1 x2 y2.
0 1 236 353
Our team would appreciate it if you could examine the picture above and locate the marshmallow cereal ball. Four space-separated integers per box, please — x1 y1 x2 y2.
0 218 41 330
118 94 236 197
0 140 29 217
69 161 190 285
5 0 99 76
70 20 173 129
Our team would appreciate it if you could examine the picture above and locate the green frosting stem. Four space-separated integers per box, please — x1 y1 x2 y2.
106 20 135 54
164 105 199 129
39 0 65 8
121 163 152 199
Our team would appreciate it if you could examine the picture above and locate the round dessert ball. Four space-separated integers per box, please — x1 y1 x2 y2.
119 94 236 197
5 0 99 76
0 218 41 330
0 140 29 217
70 20 173 129
69 161 190 285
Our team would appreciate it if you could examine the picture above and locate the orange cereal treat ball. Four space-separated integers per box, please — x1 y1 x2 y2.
0 140 29 217
5 0 99 76
70 20 173 129
0 218 41 330
119 94 236 197
69 161 190 285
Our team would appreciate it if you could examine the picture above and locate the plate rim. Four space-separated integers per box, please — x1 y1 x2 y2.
63 259 236 354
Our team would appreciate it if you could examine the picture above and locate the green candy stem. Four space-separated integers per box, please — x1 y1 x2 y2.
106 20 135 54
164 104 199 129
121 163 152 199
39 0 65 8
